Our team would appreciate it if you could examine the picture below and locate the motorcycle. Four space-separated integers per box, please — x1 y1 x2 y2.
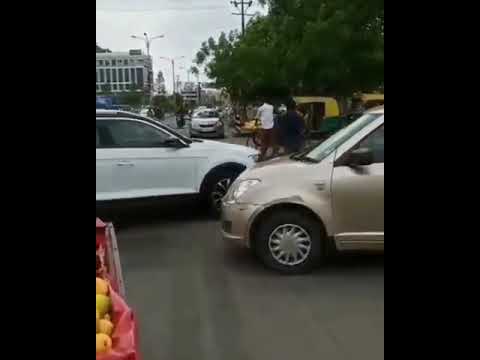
176 113 185 128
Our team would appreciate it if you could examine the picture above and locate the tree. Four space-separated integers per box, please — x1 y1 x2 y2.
118 91 144 108
156 71 166 94
195 0 383 103
189 66 200 80
152 94 175 113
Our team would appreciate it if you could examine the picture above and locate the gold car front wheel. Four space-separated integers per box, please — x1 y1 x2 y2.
254 208 325 274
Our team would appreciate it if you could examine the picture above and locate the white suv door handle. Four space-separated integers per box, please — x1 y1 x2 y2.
116 161 134 167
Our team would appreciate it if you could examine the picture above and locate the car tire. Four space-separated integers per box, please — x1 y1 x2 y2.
254 209 325 274
202 167 243 217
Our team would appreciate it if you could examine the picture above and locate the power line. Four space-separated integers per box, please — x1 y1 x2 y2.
230 1 255 35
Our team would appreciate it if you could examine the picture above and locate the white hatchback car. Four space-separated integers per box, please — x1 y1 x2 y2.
96 110 258 213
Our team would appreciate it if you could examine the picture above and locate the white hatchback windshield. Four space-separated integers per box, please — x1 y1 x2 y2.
302 113 382 163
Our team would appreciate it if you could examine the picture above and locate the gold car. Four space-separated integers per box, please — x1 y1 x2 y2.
221 107 384 274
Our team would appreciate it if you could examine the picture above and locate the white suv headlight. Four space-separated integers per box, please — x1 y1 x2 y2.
229 179 261 202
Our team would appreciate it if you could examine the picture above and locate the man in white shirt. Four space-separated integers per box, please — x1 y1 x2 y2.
256 99 276 161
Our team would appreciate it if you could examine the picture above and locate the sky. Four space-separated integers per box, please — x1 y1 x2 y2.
96 0 267 92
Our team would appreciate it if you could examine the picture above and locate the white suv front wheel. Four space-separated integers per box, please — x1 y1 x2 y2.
202 167 243 216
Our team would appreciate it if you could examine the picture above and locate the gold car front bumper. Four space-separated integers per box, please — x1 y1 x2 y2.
220 201 261 248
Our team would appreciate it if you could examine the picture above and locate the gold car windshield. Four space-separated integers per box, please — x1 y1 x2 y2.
305 113 382 163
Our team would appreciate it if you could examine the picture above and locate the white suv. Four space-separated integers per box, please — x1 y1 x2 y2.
96 110 258 213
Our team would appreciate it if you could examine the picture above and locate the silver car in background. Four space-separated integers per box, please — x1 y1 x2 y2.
189 109 225 138
221 107 384 274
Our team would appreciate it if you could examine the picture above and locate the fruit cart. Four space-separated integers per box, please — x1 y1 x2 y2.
97 218 125 298
97 218 141 360
234 118 261 136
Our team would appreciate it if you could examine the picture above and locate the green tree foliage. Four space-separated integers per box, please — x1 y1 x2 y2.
195 0 383 102
151 95 175 113
118 91 145 108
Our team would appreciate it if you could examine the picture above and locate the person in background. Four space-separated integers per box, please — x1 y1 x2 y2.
279 99 306 154
256 98 276 161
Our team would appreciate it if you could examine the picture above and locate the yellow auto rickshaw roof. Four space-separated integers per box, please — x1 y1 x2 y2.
361 93 384 101
294 96 337 105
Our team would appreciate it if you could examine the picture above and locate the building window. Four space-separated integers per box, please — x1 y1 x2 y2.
105 60 110 66
130 68 136 84
112 84 117 91
112 59 116 66
119 84 124 91
112 69 117 82
119 69 123 82
136 68 144 88
98 60 104 66
106 69 111 83
99 69 105 82
124 68 130 82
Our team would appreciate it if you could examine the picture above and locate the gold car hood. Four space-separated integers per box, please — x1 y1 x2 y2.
240 156 312 180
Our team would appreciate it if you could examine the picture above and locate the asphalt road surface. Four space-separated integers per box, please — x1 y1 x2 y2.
115 204 384 360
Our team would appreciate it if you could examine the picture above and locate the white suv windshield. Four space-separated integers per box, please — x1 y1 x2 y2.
303 113 382 162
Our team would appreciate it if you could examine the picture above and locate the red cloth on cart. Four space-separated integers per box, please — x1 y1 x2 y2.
96 218 120 293
97 218 107 249
97 286 141 360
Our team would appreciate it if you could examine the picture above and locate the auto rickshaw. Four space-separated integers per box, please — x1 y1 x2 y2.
361 93 384 109
294 97 340 129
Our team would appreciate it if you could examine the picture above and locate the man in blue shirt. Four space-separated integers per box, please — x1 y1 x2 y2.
277 100 306 154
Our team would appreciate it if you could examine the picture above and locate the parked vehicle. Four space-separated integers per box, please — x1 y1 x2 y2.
221 107 384 274
96 110 258 214
189 109 225 138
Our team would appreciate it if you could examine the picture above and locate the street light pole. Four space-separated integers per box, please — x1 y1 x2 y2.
131 33 165 57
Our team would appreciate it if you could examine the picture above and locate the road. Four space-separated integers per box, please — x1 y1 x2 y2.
115 204 384 360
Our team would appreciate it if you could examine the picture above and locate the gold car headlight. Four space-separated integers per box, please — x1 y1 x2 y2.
225 179 261 203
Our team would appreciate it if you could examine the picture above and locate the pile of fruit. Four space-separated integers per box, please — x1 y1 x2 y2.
96 277 114 355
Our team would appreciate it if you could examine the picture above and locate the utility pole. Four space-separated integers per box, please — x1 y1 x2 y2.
171 60 176 95
231 1 254 35
160 56 185 94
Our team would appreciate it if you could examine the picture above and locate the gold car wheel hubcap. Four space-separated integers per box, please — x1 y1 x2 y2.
268 224 312 266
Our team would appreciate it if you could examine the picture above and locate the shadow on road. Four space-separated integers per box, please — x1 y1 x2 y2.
223 241 384 277
103 198 384 277
98 198 212 230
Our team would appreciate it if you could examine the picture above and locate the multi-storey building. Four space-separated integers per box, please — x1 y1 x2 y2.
96 49 153 94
